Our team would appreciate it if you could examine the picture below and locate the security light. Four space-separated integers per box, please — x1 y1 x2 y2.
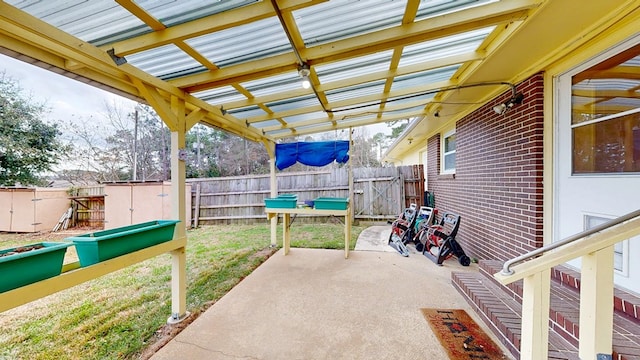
493 93 524 115
493 103 507 115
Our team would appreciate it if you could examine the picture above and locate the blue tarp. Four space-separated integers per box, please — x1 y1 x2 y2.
275 141 350 170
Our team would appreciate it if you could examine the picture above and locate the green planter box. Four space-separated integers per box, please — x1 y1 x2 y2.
277 194 297 199
264 197 297 209
0 242 72 293
66 220 180 267
314 197 349 210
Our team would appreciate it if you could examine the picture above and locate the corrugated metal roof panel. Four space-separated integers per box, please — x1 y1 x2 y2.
7 0 146 44
228 105 267 119
265 128 294 137
138 0 258 27
7 0 259 45
250 120 282 128
387 93 435 105
415 0 495 20
266 95 321 113
315 51 393 83
241 72 301 98
194 86 247 105
391 65 459 91
185 17 292 67
125 44 204 80
399 27 493 67
325 81 386 103
281 111 327 124
294 0 406 46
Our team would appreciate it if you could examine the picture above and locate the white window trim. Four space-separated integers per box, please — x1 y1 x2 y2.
441 127 456 174
583 212 629 277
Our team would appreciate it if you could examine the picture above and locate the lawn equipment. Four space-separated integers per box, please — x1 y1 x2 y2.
388 204 417 256
388 205 436 257
417 211 471 266
413 206 436 252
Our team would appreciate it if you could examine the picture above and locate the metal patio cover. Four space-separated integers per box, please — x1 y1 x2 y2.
0 0 635 147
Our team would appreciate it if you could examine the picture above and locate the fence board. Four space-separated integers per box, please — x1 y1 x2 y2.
188 166 423 225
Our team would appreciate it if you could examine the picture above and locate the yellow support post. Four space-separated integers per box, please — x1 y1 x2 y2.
167 97 189 324
519 269 550 360
579 247 614 359
264 140 278 248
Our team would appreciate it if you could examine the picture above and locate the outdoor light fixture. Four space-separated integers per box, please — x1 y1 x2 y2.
493 93 524 115
492 103 508 115
298 64 311 89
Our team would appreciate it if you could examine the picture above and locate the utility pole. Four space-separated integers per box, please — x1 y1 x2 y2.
133 109 138 181
193 125 204 177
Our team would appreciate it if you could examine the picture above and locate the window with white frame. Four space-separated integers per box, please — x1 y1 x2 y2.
585 214 628 276
571 43 640 174
441 128 456 174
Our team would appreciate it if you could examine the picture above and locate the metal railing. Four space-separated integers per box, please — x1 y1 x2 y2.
501 208 640 275
495 208 640 360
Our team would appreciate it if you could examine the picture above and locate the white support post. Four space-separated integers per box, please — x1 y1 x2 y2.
579 247 614 359
168 128 188 324
520 269 550 360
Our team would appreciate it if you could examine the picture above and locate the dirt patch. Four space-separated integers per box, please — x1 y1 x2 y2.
138 310 203 360
0 243 44 256
0 228 97 242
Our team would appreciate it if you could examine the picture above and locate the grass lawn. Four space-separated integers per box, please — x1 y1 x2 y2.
0 223 364 360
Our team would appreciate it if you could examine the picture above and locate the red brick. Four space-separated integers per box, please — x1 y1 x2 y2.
427 73 545 261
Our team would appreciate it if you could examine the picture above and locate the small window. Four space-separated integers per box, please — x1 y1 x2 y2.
585 215 628 275
441 129 456 174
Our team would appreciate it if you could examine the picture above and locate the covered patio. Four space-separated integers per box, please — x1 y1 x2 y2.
150 227 512 360
2 1 640 359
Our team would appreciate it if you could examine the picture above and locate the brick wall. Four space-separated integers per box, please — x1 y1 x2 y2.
427 73 544 261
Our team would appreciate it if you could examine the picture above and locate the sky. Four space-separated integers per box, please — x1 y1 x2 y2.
0 54 134 125
0 53 391 137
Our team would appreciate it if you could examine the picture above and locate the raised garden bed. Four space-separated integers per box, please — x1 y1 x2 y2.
0 242 72 293
65 220 180 267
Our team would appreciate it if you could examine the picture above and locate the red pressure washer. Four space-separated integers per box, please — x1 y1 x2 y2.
416 211 471 266
388 205 436 257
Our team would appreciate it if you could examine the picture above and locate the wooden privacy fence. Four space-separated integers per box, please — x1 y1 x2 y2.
189 165 424 225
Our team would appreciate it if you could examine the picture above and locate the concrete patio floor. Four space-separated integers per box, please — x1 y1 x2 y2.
151 226 514 359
